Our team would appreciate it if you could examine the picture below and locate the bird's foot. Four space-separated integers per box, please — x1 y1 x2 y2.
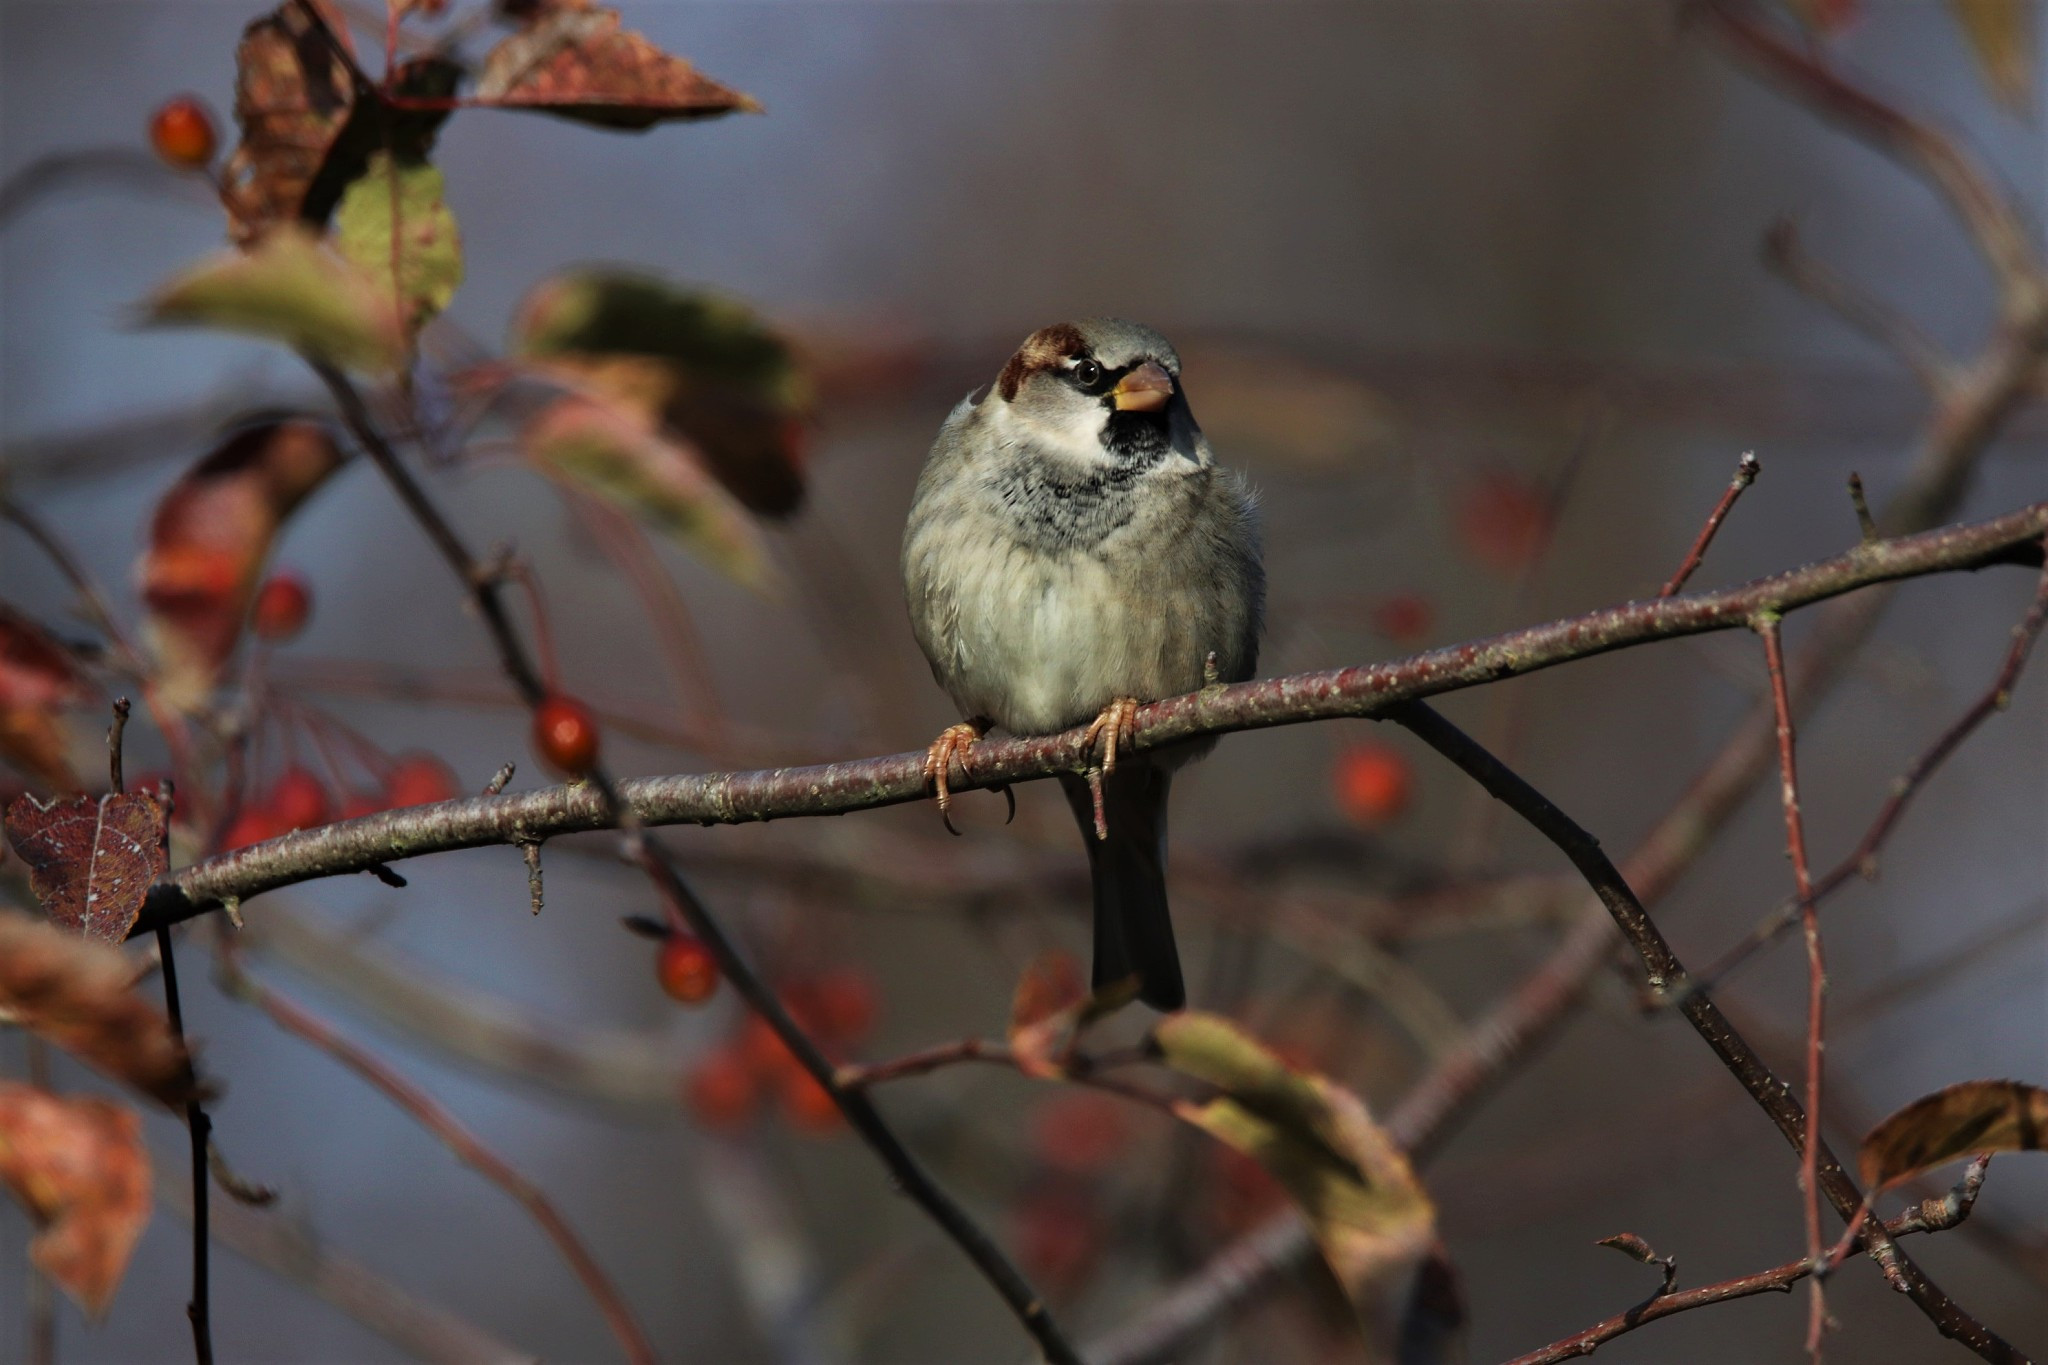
923 721 987 836
1080 697 1142 776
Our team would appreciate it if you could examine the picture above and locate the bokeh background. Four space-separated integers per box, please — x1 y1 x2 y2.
2 1 2044 1361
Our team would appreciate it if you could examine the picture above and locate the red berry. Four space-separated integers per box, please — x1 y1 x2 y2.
1333 743 1412 827
685 1047 758 1131
385 753 458 808
778 1067 843 1134
739 1014 801 1080
1033 1091 1130 1174
657 934 719 1004
1014 1182 1101 1293
532 695 599 775
149 96 217 170
268 766 331 831
251 571 312 641
1370 592 1434 645
337 791 386 821
220 809 281 851
1455 472 1553 575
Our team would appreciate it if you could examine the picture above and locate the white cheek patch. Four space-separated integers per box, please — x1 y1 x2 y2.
994 395 1113 467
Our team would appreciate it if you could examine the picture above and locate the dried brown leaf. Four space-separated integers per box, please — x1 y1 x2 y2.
1858 1078 2048 1189
0 605 86 789
477 0 761 129
1008 950 1086 1080
3 790 168 944
0 1082 151 1317
137 418 346 709
221 0 359 241
0 911 199 1107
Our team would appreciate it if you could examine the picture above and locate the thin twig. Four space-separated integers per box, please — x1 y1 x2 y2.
1847 472 1880 542
1660 452 1760 597
144 499 2048 927
1764 220 1952 394
108 696 132 792
1699 558 2048 988
1759 615 1829 1359
1386 700 2022 1363
1502 1158 1992 1365
216 951 656 1365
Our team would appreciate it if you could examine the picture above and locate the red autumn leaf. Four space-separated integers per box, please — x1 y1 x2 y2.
0 1082 151 1318
1858 1078 2048 1190
476 0 761 130
1007 950 1136 1080
139 419 346 710
0 605 87 790
4 790 168 945
0 911 201 1107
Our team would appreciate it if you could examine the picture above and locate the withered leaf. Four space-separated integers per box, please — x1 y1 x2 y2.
0 1082 151 1318
222 0 459 242
1007 949 1086 1080
1154 1012 1435 1337
512 269 810 517
137 418 347 710
4 790 168 944
1858 1078 2048 1189
521 391 775 591
0 604 85 789
333 152 464 333
0 910 200 1107
1950 0 2033 112
476 0 760 130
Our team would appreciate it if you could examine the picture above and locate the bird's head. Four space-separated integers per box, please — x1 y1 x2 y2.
982 318 1206 472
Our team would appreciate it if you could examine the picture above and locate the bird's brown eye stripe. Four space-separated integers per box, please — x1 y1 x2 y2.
996 322 1090 400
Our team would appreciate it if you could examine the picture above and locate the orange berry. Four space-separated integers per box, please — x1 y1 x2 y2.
1455 472 1553 575
798 969 877 1042
656 934 719 1005
1333 743 1412 827
251 571 312 641
685 1047 758 1131
1032 1091 1129 1174
739 1014 801 1079
1370 592 1433 645
779 1067 843 1134
385 753 458 808
532 694 599 775
148 96 217 170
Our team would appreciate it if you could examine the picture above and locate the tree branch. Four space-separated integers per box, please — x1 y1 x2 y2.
138 500 2047 930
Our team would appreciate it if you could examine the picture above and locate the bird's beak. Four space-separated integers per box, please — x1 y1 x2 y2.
1111 362 1174 412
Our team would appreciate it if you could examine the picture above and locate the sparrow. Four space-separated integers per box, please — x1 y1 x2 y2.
901 319 1264 1011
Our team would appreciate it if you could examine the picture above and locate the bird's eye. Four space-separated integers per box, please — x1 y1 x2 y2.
1071 359 1104 390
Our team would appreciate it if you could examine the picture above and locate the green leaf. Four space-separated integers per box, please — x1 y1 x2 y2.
334 153 464 334
1155 1013 1436 1335
522 392 775 591
512 269 810 517
143 226 406 372
1950 0 2034 111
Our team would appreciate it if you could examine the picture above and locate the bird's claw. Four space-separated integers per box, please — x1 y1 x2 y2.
1081 697 1142 776
923 722 986 836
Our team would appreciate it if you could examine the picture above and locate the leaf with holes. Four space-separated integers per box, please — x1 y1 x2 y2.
1154 1012 1435 1333
4 791 167 944
513 268 811 517
137 418 347 710
1858 1079 2048 1189
521 391 775 590
0 1082 151 1317
1949 0 2033 111
476 0 760 130
144 226 408 373
0 604 86 790
334 153 463 334
0 911 199 1107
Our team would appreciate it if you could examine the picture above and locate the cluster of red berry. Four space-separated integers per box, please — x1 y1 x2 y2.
1012 1090 1133 1293
683 971 876 1136
222 752 459 851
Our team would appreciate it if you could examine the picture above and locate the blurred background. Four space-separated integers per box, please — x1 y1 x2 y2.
2 1 2044 1361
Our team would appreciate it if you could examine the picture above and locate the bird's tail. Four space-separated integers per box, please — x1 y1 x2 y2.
1058 762 1184 1011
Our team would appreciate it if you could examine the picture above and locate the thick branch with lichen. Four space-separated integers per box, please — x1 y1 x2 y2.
141 499 2047 930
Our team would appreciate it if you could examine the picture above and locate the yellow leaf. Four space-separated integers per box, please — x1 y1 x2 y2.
1858 1078 2048 1189
1951 0 2034 111
143 225 408 373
